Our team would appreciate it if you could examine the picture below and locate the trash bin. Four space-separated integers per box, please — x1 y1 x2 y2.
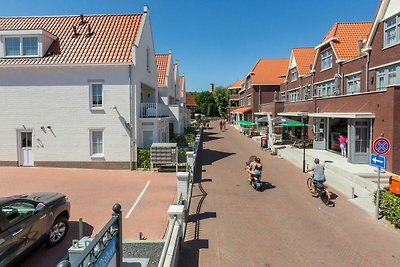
389 175 400 195
261 136 268 149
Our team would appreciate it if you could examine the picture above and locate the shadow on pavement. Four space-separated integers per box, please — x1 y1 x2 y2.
187 211 217 223
200 148 235 166
20 221 94 267
178 239 209 267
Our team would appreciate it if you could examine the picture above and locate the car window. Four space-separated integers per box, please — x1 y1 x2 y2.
1 201 36 228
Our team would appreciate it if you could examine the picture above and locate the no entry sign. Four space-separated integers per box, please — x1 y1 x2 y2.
372 137 390 155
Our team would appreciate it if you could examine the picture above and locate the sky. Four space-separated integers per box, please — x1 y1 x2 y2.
2 0 379 91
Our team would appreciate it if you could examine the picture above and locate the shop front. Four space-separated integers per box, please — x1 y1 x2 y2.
309 113 374 164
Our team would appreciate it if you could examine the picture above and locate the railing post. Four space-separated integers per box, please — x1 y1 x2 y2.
186 151 195 172
177 172 189 211
112 203 123 267
168 204 185 236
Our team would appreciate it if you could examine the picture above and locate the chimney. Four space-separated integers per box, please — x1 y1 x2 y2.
210 83 214 93
86 24 93 37
357 39 363 56
79 14 85 25
144 5 149 13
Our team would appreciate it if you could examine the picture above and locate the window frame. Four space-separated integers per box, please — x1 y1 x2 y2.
376 64 400 91
290 67 298 82
316 80 335 97
321 48 333 71
346 74 361 94
89 82 104 110
90 129 104 158
384 14 400 48
4 36 39 57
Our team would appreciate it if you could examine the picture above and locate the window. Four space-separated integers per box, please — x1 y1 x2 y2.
280 92 286 101
290 68 297 82
303 85 311 100
384 14 400 47
246 79 252 89
90 130 104 156
1 201 36 228
5 37 38 57
247 95 252 105
376 64 400 90
346 74 360 94
321 48 333 71
288 89 300 102
90 83 103 109
316 80 335 97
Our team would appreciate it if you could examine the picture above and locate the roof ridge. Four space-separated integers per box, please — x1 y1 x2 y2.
0 13 143 19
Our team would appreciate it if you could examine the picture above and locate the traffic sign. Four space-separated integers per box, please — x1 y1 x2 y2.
370 154 386 169
372 137 390 155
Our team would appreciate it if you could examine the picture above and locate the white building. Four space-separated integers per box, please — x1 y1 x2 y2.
0 6 170 169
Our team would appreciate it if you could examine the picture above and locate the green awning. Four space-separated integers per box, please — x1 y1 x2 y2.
280 121 309 127
238 120 257 126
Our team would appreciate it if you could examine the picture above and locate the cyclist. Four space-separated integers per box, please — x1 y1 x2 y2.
307 158 326 193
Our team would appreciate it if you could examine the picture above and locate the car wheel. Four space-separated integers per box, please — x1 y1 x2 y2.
47 216 69 247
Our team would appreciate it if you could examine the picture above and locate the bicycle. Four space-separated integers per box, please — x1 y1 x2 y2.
306 177 331 205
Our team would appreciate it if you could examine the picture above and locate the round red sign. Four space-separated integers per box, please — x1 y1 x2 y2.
372 137 390 155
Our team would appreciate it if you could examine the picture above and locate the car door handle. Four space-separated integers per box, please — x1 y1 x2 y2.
40 214 47 220
12 229 23 236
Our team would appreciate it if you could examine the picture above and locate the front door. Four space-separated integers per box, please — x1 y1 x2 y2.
313 118 326 150
18 131 33 166
348 119 370 164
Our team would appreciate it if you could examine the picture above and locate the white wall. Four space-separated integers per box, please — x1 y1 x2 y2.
0 65 132 162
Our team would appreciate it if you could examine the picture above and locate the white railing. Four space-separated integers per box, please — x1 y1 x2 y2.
140 103 167 117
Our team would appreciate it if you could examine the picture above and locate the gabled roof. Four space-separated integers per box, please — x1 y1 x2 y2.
291 47 314 76
155 54 170 86
179 75 185 97
249 58 288 85
228 80 242 89
319 22 373 60
0 14 144 65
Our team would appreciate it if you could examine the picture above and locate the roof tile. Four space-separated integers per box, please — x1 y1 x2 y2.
250 58 288 84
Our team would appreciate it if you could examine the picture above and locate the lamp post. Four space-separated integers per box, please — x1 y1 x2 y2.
302 114 307 173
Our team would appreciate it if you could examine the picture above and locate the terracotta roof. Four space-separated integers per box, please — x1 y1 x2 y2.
0 14 144 65
228 80 243 89
231 106 252 113
179 76 184 98
155 54 170 86
186 92 196 106
320 22 373 60
292 47 314 76
249 58 289 84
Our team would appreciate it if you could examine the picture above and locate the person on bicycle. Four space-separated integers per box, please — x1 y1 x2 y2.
246 157 262 182
307 158 326 193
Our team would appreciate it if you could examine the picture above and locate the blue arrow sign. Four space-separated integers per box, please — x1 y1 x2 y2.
370 154 386 169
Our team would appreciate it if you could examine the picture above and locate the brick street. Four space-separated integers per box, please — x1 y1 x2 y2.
179 121 400 267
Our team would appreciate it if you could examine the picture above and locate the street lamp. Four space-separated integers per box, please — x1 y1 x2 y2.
302 114 307 173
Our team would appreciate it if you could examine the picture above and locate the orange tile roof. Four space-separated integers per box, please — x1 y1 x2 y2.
155 54 169 86
292 47 314 76
231 106 252 113
228 80 243 89
179 76 184 97
0 14 144 65
186 92 196 106
320 22 373 60
249 58 289 84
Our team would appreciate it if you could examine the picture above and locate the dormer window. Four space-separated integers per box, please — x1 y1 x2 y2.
290 68 297 82
5 37 38 57
384 14 400 48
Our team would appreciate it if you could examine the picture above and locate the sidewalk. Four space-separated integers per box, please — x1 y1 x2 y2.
251 134 393 215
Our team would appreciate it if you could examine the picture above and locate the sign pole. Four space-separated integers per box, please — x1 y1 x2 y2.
375 167 381 220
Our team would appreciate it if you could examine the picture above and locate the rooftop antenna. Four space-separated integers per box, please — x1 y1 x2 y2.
79 14 85 25
86 24 93 37
72 26 79 38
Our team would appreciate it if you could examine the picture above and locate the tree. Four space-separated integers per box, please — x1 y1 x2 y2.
193 91 217 116
213 86 229 117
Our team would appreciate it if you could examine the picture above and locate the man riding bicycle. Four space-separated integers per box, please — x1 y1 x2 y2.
307 158 326 193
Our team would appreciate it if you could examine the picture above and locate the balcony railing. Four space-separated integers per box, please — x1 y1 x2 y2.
140 103 168 118
229 94 240 100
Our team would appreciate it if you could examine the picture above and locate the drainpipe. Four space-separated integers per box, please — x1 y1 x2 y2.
365 50 371 92
128 65 136 170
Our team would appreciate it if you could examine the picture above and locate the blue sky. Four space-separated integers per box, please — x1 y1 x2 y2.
2 0 379 91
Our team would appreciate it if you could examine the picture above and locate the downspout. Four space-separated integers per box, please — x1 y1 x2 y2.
365 50 371 92
129 65 134 170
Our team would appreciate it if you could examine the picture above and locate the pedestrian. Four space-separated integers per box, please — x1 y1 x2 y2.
339 134 347 158
223 118 227 130
219 118 223 131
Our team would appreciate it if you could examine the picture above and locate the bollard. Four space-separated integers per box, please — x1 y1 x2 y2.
57 260 71 267
79 218 83 240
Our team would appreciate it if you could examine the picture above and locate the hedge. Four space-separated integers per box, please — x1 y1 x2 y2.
375 189 400 229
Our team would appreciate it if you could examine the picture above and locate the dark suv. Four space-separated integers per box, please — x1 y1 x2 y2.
0 192 70 266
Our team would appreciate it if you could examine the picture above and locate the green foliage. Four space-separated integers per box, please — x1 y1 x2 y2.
213 86 229 117
193 91 217 116
137 148 150 169
178 148 188 163
375 189 400 228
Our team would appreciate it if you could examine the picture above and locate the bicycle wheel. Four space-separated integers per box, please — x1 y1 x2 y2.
320 189 330 205
306 178 313 193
